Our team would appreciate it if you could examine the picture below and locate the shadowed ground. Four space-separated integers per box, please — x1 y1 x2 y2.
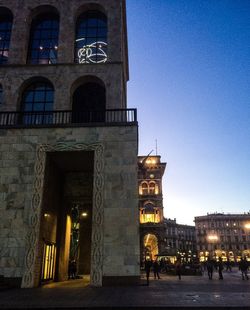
0 268 249 309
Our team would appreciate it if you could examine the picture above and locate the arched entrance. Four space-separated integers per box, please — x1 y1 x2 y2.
72 82 106 123
143 234 158 261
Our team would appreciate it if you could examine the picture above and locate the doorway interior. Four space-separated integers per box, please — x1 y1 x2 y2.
39 151 94 286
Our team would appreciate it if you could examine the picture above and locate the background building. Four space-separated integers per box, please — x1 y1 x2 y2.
195 213 250 262
0 0 140 288
164 218 196 262
138 155 196 263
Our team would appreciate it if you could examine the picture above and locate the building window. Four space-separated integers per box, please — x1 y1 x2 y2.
141 182 148 195
149 182 156 195
72 81 106 122
75 11 107 64
0 84 2 104
0 8 13 64
27 13 59 64
21 80 54 124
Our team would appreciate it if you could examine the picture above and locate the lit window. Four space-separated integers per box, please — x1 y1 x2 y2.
27 13 59 64
75 11 107 64
149 182 156 194
141 182 148 195
0 8 13 64
21 80 54 124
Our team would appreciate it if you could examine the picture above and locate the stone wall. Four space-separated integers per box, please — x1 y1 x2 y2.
0 124 140 286
0 0 128 110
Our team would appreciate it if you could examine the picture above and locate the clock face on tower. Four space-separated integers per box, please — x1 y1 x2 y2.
150 174 154 179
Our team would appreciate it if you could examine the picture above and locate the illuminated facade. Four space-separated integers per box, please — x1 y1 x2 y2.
195 213 250 262
138 155 196 262
138 155 166 261
164 218 196 260
0 0 140 288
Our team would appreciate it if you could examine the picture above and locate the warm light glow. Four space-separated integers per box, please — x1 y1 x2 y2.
81 212 88 217
145 214 154 222
44 213 50 218
207 235 218 241
245 223 250 229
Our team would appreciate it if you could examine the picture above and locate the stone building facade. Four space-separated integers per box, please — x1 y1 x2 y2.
164 218 196 260
138 155 196 262
0 0 140 288
195 213 250 262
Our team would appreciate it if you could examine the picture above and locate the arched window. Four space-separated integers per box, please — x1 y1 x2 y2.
0 8 13 64
72 81 106 122
0 84 3 104
141 182 148 195
27 13 59 64
75 11 107 64
149 182 156 195
21 80 54 124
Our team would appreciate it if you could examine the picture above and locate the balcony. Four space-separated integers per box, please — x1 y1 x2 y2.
0 109 137 128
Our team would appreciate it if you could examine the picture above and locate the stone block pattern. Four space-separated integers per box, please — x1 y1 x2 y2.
0 125 140 286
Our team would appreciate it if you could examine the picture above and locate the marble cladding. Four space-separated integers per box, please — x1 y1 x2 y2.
0 125 140 281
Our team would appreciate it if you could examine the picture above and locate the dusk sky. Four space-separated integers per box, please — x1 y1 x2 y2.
126 0 250 225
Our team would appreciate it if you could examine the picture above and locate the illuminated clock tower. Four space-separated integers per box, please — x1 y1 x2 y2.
138 155 166 261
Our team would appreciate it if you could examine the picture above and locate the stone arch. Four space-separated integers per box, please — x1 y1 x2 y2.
27 5 60 23
143 233 159 261
0 6 13 17
74 3 107 22
17 76 55 110
139 181 148 195
70 75 106 97
70 76 106 122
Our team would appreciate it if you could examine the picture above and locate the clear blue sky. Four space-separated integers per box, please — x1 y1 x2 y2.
126 0 250 225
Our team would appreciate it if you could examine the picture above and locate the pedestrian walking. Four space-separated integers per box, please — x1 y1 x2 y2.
239 257 249 280
145 259 152 286
175 257 182 280
207 259 214 280
153 260 161 279
68 260 77 279
225 258 232 272
218 257 224 280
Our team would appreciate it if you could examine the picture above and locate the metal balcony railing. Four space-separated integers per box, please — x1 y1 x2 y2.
0 109 137 128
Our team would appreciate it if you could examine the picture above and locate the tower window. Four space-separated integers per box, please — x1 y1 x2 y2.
75 11 107 64
27 13 59 64
0 8 13 64
140 182 148 195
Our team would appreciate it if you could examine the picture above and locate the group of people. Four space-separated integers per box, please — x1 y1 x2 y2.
144 257 183 285
145 259 161 285
205 257 249 280
144 256 249 284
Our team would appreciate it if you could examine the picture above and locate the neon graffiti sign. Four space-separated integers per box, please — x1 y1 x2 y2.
76 38 107 64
